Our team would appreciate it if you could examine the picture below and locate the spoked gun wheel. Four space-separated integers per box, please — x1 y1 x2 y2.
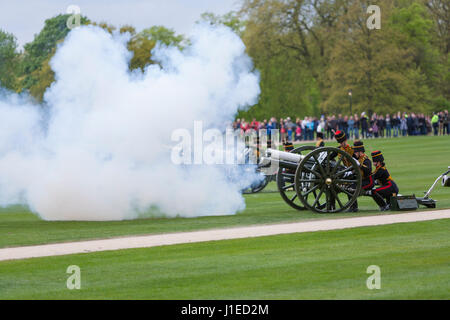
276 145 316 210
294 147 362 213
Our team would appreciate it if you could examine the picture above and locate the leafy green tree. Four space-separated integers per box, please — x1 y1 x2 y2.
0 29 19 90
139 26 185 50
198 11 246 36
128 32 156 71
240 0 447 116
19 14 90 100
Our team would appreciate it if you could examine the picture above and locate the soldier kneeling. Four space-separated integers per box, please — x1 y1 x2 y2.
368 150 400 211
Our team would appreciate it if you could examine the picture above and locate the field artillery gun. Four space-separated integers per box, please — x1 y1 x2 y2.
259 146 362 213
412 166 450 209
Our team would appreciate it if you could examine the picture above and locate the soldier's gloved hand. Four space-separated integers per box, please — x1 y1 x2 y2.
365 189 373 196
343 171 353 178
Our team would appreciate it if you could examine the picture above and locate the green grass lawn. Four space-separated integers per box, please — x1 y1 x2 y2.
0 219 448 299
0 135 449 248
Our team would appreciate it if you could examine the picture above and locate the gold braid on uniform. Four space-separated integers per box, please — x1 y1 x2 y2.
358 154 369 177
339 144 354 167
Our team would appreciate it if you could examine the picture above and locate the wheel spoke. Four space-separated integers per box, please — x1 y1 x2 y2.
331 187 344 209
336 166 353 177
282 183 295 191
326 151 331 175
297 179 321 183
282 172 295 177
290 193 298 202
335 184 354 197
325 189 331 211
331 156 343 175
312 154 326 176
302 184 320 197
312 186 325 207
336 179 358 184
302 166 321 177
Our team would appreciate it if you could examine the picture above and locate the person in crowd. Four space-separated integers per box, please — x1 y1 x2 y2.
285 117 294 142
368 150 399 211
378 115 385 138
280 118 286 142
259 119 267 130
337 114 344 132
271 117 279 130
238 109 447 141
431 112 439 136
328 115 337 139
413 113 419 136
353 114 360 139
342 115 349 137
295 118 302 141
371 114 379 138
418 113 426 135
400 114 408 136
438 111 445 136
241 119 249 134
444 110 449 135
385 114 392 138
407 112 414 136
250 118 259 131
316 116 326 140
234 118 241 131
324 116 330 139
426 115 432 135
360 112 368 138
348 116 355 139
307 117 315 140
392 112 401 137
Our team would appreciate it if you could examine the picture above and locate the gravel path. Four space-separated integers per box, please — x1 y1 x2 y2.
1 210 449 262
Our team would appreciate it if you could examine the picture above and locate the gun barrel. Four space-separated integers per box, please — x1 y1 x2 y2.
267 149 304 163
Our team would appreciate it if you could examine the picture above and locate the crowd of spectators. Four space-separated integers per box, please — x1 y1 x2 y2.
232 110 450 142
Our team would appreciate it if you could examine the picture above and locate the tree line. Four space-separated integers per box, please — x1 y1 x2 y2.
0 0 449 118
0 15 186 101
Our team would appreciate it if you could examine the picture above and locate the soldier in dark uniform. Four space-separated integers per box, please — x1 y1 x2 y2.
352 140 374 192
334 130 358 211
351 140 386 210
369 150 399 211
334 130 354 166
316 132 325 148
283 140 294 152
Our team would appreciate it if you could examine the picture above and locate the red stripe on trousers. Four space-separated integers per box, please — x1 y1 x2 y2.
363 176 374 190
374 181 392 193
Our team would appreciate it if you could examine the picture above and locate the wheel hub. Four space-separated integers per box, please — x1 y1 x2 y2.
325 177 333 186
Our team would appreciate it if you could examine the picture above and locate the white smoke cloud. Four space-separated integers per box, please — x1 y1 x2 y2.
0 24 261 221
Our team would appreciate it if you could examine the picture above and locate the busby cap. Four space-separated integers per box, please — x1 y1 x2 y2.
335 130 346 143
283 142 294 151
317 132 324 139
353 140 365 152
371 150 384 162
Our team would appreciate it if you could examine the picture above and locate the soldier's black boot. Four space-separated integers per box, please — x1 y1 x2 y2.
347 199 358 212
372 192 387 211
